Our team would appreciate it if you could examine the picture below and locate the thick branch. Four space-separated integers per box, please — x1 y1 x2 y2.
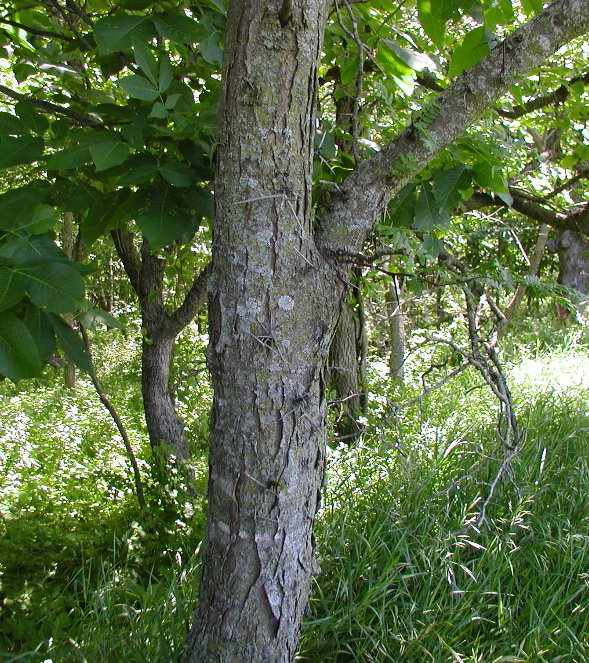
467 188 589 235
496 70 589 119
111 229 141 294
316 0 589 257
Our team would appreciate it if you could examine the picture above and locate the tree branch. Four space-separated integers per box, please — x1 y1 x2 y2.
315 0 589 258
169 262 211 335
0 17 74 40
0 83 103 126
466 187 589 235
110 229 142 295
496 70 589 119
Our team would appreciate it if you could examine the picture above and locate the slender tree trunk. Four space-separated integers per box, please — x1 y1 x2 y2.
498 224 550 336
62 212 77 388
386 274 405 381
112 231 204 463
329 296 362 441
183 1 338 660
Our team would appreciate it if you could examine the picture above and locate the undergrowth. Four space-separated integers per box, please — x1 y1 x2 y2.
1 320 589 661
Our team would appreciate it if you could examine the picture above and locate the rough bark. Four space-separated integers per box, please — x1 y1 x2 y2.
184 1 589 660
182 0 338 660
546 229 589 320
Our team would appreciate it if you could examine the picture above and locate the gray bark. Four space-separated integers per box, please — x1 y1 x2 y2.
183 0 338 660
184 1 589 660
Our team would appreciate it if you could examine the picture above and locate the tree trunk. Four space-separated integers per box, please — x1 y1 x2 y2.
182 1 338 660
329 295 363 441
111 231 209 463
546 228 589 321
328 271 367 443
62 212 77 389
387 274 405 382
141 324 190 461
183 1 589 659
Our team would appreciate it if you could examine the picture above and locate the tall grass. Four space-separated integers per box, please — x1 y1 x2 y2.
299 324 589 662
2 321 589 661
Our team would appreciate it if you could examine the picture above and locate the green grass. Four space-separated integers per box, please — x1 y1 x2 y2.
2 319 589 661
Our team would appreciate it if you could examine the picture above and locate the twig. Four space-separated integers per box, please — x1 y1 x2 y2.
80 325 146 510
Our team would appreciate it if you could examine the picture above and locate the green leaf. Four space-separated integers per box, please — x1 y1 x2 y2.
422 234 445 258
414 183 440 231
448 26 491 78
135 186 194 249
0 112 27 136
133 40 158 84
120 120 145 148
53 179 101 214
21 262 85 314
82 189 136 245
49 314 91 374
153 13 203 43
0 311 42 381
0 135 44 168
383 40 438 73
417 0 446 49
472 161 508 192
23 305 56 361
158 54 173 93
0 235 68 265
0 184 49 231
23 205 60 234
15 101 49 135
117 163 159 186
89 141 130 171
160 162 196 187
521 0 542 15
433 165 471 209
94 14 156 53
79 308 124 330
45 144 92 170
149 102 168 119
390 184 416 228
118 74 160 101
136 210 194 250
13 63 36 83
200 31 223 65
0 269 26 311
